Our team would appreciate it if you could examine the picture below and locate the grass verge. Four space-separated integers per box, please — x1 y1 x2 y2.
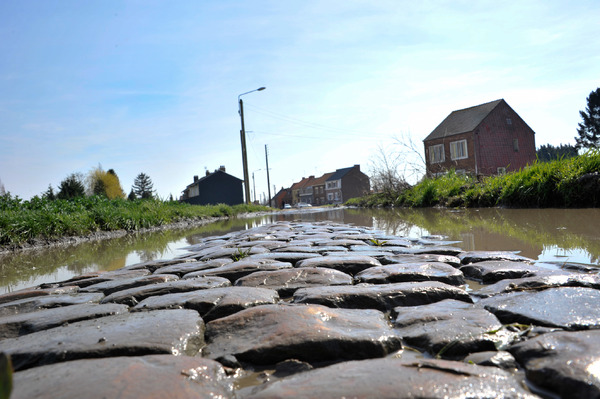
0 196 270 247
346 150 600 208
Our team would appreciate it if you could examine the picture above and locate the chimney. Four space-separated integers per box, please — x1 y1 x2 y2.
219 165 226 172
205 170 210 176
354 164 360 171
193 175 198 182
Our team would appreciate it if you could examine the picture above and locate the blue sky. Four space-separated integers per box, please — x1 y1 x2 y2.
1 1 599 201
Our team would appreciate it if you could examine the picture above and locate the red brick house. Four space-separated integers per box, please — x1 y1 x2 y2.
272 187 291 208
423 99 536 177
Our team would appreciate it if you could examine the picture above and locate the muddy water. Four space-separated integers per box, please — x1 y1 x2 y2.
1 207 599 294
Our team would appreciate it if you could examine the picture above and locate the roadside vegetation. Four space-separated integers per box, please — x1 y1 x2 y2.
0 195 269 247
347 150 600 208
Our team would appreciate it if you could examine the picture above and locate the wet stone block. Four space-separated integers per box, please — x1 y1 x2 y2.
0 286 79 305
313 239 369 247
203 303 402 365
80 274 179 295
225 240 289 250
477 287 600 329
100 276 231 306
123 258 199 273
153 258 233 276
355 262 465 286
246 252 322 266
183 259 293 283
293 281 472 312
272 245 348 254
379 253 461 267
393 246 464 256
0 302 129 338
509 329 600 398
392 299 503 357
459 260 552 283
11 355 234 399
343 247 396 259
469 273 600 298
458 251 534 265
243 358 537 399
235 267 353 297
50 269 151 288
133 286 279 321
296 255 381 275
198 246 269 261
0 309 205 371
0 292 105 317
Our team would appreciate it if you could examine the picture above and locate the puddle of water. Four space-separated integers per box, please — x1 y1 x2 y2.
1 207 599 294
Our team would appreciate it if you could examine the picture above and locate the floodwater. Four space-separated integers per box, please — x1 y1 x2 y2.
1 207 599 294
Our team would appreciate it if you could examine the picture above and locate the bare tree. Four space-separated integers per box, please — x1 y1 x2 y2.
392 131 426 183
368 132 426 198
369 145 411 196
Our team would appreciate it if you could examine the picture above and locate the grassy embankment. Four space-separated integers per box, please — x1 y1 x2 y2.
0 195 269 247
347 150 600 208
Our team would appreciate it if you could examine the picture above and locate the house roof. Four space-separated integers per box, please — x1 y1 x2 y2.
185 170 242 190
424 99 504 141
290 176 312 191
311 172 334 186
327 166 357 181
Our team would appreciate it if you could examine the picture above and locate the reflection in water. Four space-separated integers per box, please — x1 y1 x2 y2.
1 208 599 293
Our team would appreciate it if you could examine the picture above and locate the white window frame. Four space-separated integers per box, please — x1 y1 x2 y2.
429 144 445 164
450 139 468 160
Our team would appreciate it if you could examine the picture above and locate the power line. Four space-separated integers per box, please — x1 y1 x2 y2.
245 103 391 140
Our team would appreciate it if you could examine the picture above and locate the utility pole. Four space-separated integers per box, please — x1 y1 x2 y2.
238 87 266 204
239 99 251 204
265 145 272 207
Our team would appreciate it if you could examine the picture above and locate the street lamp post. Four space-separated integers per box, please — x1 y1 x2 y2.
238 87 266 204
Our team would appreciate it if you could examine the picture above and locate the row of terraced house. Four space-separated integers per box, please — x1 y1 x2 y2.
272 165 370 208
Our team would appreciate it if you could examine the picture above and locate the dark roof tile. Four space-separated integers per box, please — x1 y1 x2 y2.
424 99 503 141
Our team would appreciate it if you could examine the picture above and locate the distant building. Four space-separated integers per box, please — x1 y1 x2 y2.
180 166 243 205
423 99 536 177
311 172 334 205
272 187 291 209
290 176 312 206
298 176 317 205
325 165 370 204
